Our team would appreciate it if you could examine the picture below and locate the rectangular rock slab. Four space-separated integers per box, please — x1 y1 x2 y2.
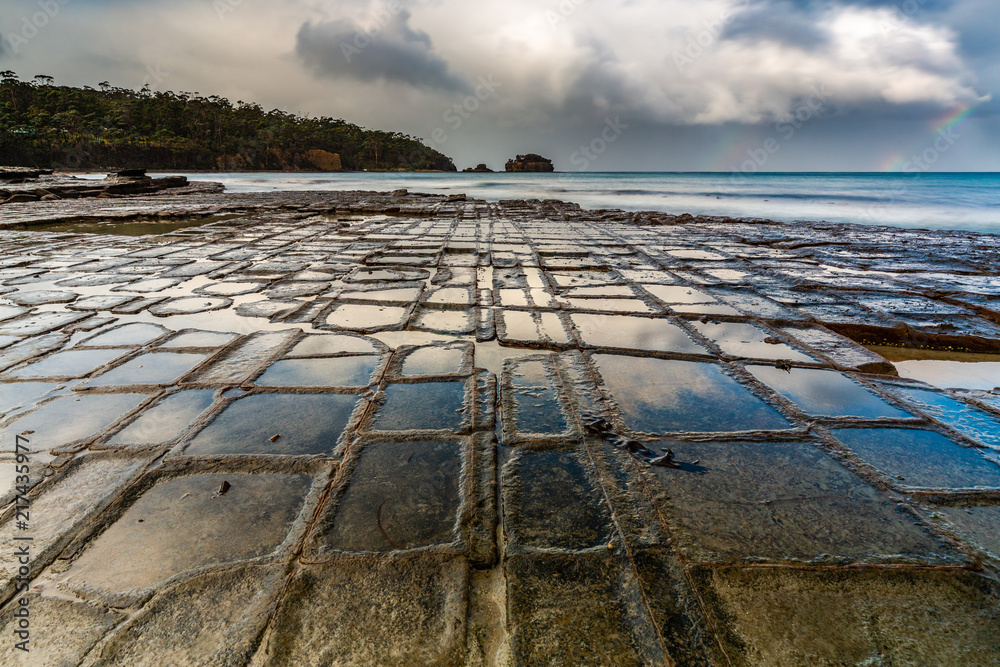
630 546 716 665
693 567 1000 666
84 563 286 667
780 325 895 374
647 440 962 565
505 554 656 666
312 440 463 554
0 453 152 602
501 448 613 552
935 504 1000 561
185 331 296 385
255 555 468 667
0 595 122 665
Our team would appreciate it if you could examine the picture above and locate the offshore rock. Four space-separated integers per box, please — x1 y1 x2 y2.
505 154 554 172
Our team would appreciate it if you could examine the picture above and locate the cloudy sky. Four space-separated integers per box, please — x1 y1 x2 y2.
2 0 998 171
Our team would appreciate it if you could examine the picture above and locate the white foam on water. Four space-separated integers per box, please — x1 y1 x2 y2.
67 171 1000 233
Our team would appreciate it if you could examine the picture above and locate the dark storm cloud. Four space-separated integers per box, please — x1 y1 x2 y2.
717 0 1000 69
723 0 955 50
295 9 469 93
554 34 638 117
723 1 829 49
782 0 951 9
942 0 1000 59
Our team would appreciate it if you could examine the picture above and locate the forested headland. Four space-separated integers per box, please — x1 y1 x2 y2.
0 72 456 172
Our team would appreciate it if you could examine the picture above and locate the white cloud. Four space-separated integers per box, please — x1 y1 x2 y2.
409 0 984 125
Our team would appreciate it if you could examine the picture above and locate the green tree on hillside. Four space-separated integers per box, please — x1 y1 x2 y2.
0 73 456 172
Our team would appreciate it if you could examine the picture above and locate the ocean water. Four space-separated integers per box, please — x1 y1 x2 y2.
117 171 1000 233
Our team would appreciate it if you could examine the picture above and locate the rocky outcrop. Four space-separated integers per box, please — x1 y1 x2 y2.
505 154 554 172
0 167 54 182
462 163 494 173
305 149 343 172
0 170 210 205
216 154 252 171
100 171 188 195
216 149 344 172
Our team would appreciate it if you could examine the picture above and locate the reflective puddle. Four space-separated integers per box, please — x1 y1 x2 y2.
692 321 815 362
158 330 238 349
58 472 310 593
894 360 1000 392
883 385 1000 450
319 440 461 552
748 366 912 419
0 381 61 416
80 323 167 347
371 382 467 432
866 347 1000 391
0 393 147 451
410 308 474 334
184 393 360 456
286 335 379 357
832 428 1000 489
400 345 467 377
7 348 128 379
593 354 791 433
255 356 380 388
19 213 245 236
84 352 210 387
105 390 216 446
570 313 707 354
326 304 408 329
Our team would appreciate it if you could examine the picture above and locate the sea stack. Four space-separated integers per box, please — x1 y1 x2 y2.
505 154 554 172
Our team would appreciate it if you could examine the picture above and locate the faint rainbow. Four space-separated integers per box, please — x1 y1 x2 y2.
708 128 760 172
878 101 980 171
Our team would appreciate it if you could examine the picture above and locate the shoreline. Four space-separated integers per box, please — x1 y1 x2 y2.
63 171 1000 234
7 170 1000 233
3 180 1000 240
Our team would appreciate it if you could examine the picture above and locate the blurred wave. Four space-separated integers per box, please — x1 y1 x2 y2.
123 171 1000 233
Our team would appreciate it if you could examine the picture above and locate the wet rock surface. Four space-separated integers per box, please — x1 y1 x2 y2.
0 167 54 181
0 189 998 664
0 170 222 205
